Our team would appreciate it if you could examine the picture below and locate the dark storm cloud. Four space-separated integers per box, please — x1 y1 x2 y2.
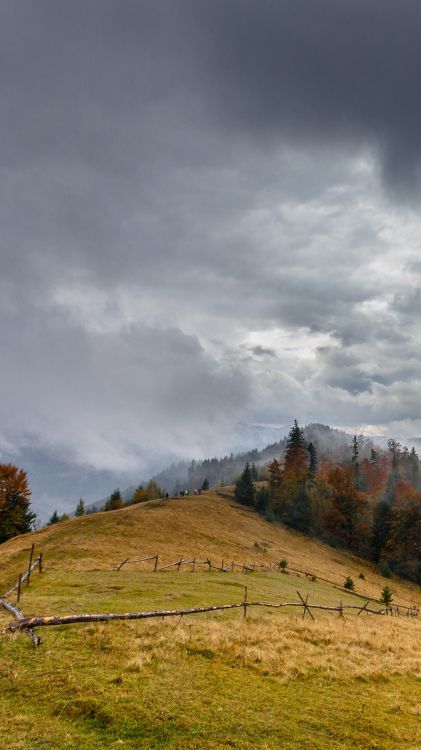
2 1 421 192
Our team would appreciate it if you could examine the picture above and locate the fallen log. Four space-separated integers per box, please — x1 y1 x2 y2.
11 599 393 633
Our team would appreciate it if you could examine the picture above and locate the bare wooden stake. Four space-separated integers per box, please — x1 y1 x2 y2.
154 555 158 572
357 601 369 616
116 558 129 571
38 553 43 574
297 591 315 621
26 544 35 587
192 557 196 572
17 574 22 603
243 586 248 619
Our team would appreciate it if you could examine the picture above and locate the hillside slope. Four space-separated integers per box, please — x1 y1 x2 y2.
1 492 421 750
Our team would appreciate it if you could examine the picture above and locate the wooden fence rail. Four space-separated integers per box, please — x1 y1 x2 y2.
114 553 419 615
2 553 43 600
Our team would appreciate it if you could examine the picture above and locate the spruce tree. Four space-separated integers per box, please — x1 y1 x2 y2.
308 442 318 483
48 510 60 525
75 498 85 516
409 447 419 489
234 462 255 507
104 489 124 511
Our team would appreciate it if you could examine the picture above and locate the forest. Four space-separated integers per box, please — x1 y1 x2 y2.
234 421 421 585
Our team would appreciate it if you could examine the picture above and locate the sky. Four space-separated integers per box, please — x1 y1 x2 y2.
2 1 421 515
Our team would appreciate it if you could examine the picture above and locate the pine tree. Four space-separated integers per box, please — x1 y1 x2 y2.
380 585 393 606
351 435 365 490
409 447 419 489
75 498 85 516
308 442 318 483
48 510 60 525
234 462 255 507
250 463 258 481
104 489 124 511
201 478 210 491
255 486 270 515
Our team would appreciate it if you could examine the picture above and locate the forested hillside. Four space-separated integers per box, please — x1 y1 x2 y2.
152 423 377 493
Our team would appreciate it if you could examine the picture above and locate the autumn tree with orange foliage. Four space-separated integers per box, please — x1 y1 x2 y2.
322 465 370 554
0 463 36 543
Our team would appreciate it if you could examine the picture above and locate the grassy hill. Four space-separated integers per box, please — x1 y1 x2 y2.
1 492 421 749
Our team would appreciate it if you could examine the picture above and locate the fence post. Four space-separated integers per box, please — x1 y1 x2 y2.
26 543 35 587
192 557 196 572
154 555 158 572
243 586 248 619
38 553 43 574
17 573 22 603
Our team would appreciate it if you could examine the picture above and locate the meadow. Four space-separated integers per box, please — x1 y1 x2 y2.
1 493 420 749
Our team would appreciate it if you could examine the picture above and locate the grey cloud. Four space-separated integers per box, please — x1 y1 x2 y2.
2 2 421 512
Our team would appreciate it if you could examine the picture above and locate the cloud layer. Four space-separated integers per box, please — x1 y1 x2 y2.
2 2 421 511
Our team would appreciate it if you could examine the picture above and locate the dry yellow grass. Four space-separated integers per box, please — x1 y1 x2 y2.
124 611 421 680
1 491 420 606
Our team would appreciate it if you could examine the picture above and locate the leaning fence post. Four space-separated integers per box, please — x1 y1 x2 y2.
38 553 43 574
26 543 35 587
17 573 22 603
243 586 248 619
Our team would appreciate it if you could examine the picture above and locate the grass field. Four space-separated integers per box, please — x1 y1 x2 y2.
1 492 421 749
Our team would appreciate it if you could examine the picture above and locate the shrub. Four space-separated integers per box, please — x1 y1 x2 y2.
380 585 393 606
279 559 288 572
358 572 365 580
344 576 355 591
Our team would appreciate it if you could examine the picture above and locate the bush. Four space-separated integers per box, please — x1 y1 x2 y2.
279 559 288 572
358 572 365 580
344 576 355 591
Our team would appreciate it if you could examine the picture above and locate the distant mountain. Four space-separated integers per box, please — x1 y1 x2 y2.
151 423 379 494
0 442 146 521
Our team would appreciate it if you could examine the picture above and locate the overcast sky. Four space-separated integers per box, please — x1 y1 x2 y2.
2 1 421 510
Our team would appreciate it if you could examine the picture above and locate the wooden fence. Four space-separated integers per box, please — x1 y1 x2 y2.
114 554 420 616
1 547 419 648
